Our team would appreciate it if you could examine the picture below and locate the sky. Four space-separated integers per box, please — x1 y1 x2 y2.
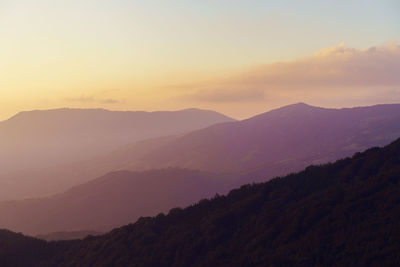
0 0 399 120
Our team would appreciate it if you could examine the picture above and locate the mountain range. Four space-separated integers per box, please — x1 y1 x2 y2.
0 103 400 235
3 103 400 201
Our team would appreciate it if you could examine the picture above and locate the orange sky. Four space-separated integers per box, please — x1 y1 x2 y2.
0 1 399 120
2 41 399 121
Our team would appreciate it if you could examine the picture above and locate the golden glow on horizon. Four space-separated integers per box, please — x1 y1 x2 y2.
0 1 399 120
1 41 400 121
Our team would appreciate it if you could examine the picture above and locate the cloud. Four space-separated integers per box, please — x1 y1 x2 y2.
182 87 265 103
181 41 400 105
65 95 95 103
65 94 120 105
101 98 119 104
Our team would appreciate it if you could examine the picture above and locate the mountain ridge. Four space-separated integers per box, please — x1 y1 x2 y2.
2 107 234 123
120 102 400 174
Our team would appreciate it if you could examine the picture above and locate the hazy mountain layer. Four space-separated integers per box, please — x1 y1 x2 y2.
0 103 399 236
3 102 400 202
0 108 234 173
0 108 233 200
4 103 400 201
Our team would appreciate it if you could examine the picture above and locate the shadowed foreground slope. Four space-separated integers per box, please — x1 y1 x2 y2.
0 230 74 267
1 138 400 266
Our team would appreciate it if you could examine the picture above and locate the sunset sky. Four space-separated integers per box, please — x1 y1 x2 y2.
1 0 399 120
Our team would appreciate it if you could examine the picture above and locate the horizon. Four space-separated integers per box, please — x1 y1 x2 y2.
2 101 400 122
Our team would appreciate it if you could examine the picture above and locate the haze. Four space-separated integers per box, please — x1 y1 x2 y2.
1 1 400 265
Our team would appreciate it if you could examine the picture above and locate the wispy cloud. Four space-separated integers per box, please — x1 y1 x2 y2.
182 87 265 103
65 94 120 105
65 95 95 103
101 98 119 104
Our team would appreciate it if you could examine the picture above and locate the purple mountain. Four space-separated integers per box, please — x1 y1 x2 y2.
113 103 400 181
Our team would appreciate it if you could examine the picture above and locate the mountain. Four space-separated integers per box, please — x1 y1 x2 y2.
124 103 400 177
0 108 234 200
3 103 399 202
1 137 400 266
0 169 238 235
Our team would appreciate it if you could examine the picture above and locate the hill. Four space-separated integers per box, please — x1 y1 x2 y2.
0 137 399 266
0 108 234 200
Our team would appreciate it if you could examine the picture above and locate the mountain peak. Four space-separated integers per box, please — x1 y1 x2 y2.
244 102 323 122
269 102 330 115
275 102 320 111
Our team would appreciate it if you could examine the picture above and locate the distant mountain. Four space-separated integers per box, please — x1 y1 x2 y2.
1 137 400 266
0 108 234 200
0 169 238 235
0 108 234 173
29 103 400 191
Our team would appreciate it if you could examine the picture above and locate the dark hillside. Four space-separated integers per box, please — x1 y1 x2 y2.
1 138 399 266
39 137 400 266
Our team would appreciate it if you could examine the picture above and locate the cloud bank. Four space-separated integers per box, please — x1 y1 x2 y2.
181 41 400 106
